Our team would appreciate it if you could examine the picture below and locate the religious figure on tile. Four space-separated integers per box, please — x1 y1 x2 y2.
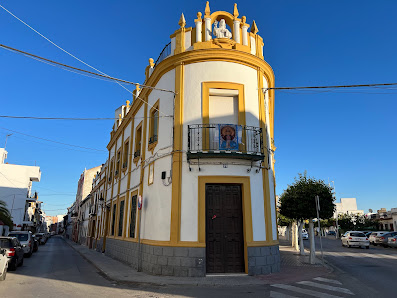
213 19 232 39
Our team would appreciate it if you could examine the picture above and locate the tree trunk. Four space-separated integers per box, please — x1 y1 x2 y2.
309 218 316 264
298 220 305 255
292 220 299 251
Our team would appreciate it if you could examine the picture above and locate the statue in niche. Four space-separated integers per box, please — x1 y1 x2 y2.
213 19 232 39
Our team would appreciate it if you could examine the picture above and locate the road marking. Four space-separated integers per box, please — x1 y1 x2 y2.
297 281 354 295
271 284 343 298
313 277 342 285
270 291 298 298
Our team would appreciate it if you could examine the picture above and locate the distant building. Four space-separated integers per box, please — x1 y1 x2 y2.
74 166 101 243
0 148 41 230
334 198 364 218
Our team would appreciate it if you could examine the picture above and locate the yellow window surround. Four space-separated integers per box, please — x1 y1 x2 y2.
133 121 143 164
148 99 160 153
122 138 129 172
148 161 154 185
115 150 121 177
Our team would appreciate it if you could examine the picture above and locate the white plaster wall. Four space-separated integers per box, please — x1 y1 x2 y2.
170 37 176 56
180 61 268 242
185 31 193 51
138 69 175 241
0 163 41 227
250 36 256 55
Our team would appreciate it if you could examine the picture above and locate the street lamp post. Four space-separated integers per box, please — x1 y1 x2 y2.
331 181 339 239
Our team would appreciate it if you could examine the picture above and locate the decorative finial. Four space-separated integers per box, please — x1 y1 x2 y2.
233 3 239 19
135 83 140 92
241 16 246 25
126 100 130 108
197 11 202 19
149 58 154 68
205 1 210 18
118 113 122 120
178 13 186 28
251 20 258 34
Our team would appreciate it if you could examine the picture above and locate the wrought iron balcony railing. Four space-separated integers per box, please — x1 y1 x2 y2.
148 134 158 145
187 124 265 161
154 42 171 67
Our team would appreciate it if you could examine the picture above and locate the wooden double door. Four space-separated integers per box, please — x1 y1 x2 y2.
205 184 245 273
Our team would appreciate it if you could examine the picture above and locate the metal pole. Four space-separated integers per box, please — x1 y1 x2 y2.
137 196 142 272
315 195 324 266
4 133 12 149
331 181 339 239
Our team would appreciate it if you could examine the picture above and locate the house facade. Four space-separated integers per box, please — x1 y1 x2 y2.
95 2 279 277
0 148 41 231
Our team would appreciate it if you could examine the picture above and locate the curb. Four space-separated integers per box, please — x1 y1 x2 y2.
61 236 166 287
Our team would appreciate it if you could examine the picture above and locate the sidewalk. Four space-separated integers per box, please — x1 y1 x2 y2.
63 237 332 287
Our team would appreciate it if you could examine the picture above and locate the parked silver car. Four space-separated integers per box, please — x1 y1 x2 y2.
375 231 397 247
388 235 397 248
8 231 34 257
369 231 387 245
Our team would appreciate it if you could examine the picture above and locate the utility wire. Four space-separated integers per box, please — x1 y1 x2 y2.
0 43 172 118
0 4 174 117
0 127 107 152
265 82 397 91
0 115 172 120
0 43 174 95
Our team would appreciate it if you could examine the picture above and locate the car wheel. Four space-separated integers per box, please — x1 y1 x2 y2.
18 257 24 267
373 243 377 246
25 252 32 258
0 268 6 281
366 246 369 249
9 261 17 271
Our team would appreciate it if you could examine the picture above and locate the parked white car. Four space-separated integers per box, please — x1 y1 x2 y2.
368 231 387 245
0 247 8 281
341 231 369 249
301 229 309 240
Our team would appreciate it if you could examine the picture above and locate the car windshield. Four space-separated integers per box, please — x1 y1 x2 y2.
0 239 11 248
9 233 28 241
350 232 366 237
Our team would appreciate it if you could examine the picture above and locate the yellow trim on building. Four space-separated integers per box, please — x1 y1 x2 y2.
148 99 160 153
170 63 184 245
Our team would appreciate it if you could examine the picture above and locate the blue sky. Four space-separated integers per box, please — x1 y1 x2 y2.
0 1 396 216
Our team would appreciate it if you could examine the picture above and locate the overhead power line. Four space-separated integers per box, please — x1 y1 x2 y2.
0 43 174 94
0 127 107 152
0 115 172 121
264 82 397 91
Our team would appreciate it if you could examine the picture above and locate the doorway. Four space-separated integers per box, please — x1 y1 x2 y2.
205 184 244 273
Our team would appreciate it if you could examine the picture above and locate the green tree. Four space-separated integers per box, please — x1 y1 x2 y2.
0 200 13 229
279 173 335 263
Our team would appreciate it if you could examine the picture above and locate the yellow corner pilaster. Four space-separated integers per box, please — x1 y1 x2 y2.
170 63 184 244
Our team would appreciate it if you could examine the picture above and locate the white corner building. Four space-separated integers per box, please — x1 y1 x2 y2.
0 148 41 230
93 2 279 277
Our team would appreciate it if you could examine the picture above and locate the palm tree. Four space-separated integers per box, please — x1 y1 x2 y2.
0 200 13 228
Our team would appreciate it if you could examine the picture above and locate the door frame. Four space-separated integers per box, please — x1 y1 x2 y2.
198 176 253 274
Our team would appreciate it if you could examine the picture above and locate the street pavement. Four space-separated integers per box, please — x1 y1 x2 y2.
1 235 391 297
304 235 397 296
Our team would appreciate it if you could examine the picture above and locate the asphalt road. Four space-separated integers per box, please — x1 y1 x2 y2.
305 235 397 296
0 236 269 297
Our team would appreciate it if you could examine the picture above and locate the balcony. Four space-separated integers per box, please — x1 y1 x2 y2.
154 42 171 67
187 124 265 161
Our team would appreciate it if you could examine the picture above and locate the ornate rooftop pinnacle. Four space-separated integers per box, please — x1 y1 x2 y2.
251 20 258 34
126 100 130 108
179 13 186 28
204 1 210 18
197 11 202 19
149 58 155 68
233 3 239 19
